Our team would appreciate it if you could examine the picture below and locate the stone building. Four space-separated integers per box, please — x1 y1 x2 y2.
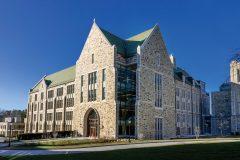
212 60 240 135
25 21 208 139
0 117 25 137
173 65 209 137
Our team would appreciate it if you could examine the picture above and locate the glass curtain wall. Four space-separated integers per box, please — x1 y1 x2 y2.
117 63 136 137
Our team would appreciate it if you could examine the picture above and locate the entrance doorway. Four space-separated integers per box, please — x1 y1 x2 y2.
86 109 99 138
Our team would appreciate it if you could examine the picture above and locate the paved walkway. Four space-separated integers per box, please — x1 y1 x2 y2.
1 138 240 156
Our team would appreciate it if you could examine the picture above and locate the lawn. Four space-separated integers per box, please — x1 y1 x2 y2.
2 142 240 160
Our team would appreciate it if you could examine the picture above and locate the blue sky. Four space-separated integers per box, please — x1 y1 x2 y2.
0 0 240 110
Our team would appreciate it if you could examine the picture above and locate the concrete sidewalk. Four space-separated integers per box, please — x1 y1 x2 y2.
1 138 240 156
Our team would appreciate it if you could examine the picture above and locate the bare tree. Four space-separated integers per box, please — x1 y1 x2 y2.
194 126 200 139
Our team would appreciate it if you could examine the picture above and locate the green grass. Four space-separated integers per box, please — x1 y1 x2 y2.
2 142 240 160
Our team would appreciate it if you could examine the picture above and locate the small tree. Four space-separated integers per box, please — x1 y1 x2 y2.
194 126 200 139
53 132 58 138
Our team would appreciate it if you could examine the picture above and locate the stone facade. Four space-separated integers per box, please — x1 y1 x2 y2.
25 21 209 139
136 26 176 139
175 79 201 136
73 23 117 138
212 60 240 135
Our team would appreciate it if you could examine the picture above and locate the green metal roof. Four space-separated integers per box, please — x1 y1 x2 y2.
45 65 76 87
31 26 154 92
99 26 154 57
100 28 126 53
127 27 154 41
31 65 76 92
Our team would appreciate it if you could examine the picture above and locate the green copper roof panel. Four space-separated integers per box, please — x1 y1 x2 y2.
127 27 154 41
100 26 154 57
45 65 76 87
100 27 126 53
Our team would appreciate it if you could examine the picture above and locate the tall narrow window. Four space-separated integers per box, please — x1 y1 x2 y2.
40 114 43 121
48 90 54 98
41 92 44 100
80 75 84 103
40 103 43 110
35 94 37 101
55 112 62 121
67 84 74 94
66 111 73 120
57 87 63 96
155 118 163 139
88 71 97 101
102 69 106 100
92 54 94 64
155 73 162 108
237 69 240 82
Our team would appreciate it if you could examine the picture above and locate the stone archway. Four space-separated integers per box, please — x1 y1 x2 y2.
84 109 99 138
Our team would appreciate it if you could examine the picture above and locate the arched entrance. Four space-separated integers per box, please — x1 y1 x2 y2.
86 109 99 137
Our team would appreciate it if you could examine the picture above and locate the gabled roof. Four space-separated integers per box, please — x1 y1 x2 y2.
30 65 76 93
30 24 155 92
99 26 155 57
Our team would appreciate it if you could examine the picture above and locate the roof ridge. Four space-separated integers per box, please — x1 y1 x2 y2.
45 65 76 78
126 27 155 41
99 27 125 42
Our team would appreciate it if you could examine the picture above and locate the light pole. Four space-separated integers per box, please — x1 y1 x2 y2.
8 122 12 147
128 118 132 143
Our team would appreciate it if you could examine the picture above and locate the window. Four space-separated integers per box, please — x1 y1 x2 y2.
176 100 180 109
48 90 54 98
39 124 42 130
177 114 180 123
46 113 52 121
35 94 37 101
66 111 73 120
88 72 97 101
182 101 186 110
65 124 72 131
67 84 74 94
40 114 43 121
56 100 63 108
40 103 43 110
34 104 37 111
102 69 106 100
46 124 51 130
155 73 162 108
30 95 32 102
237 69 240 82
47 101 53 109
57 87 63 96
155 118 163 139
41 92 44 100
55 125 61 131
55 112 62 121
176 88 179 97
187 102 190 111
80 75 84 103
92 54 94 63
66 98 74 107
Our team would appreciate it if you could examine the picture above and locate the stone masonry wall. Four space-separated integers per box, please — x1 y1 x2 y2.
136 26 176 139
73 22 117 139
